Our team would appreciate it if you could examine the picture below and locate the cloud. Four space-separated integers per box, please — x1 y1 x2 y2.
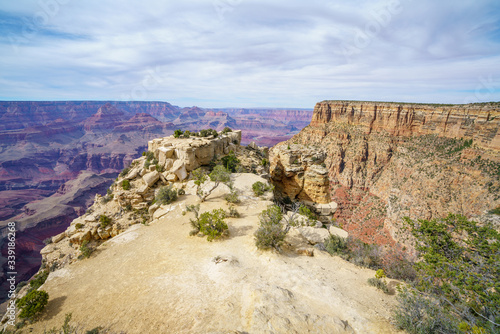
0 0 499 107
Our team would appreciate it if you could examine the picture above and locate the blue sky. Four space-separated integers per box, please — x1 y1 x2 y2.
0 0 499 108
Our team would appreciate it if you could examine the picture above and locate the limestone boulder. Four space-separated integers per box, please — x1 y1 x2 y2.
170 161 188 181
143 171 160 187
328 225 348 239
69 230 92 245
52 232 66 243
295 226 330 245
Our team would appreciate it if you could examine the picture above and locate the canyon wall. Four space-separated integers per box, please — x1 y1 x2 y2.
272 101 500 249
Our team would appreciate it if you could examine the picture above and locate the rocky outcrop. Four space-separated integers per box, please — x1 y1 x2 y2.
274 100 500 249
148 130 242 172
270 143 331 204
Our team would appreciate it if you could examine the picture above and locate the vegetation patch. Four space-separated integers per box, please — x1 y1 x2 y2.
254 205 288 251
252 181 272 197
121 179 130 190
189 208 229 241
99 215 112 228
393 214 500 333
16 289 49 320
155 185 178 205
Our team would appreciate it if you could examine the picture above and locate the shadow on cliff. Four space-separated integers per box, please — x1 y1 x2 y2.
41 295 67 321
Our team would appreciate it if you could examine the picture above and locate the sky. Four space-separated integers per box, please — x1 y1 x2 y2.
0 0 499 108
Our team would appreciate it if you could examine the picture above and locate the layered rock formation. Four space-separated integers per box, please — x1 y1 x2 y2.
272 100 500 248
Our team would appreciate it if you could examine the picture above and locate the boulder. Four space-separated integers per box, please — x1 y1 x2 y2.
157 146 175 165
170 161 188 181
97 227 111 240
166 173 178 182
328 225 348 239
143 171 160 187
296 226 330 245
125 167 141 180
52 232 66 243
69 230 91 245
248 141 258 150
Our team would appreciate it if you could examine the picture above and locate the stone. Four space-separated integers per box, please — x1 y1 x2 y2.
157 146 174 165
40 244 56 255
329 225 348 239
166 173 178 182
69 231 91 245
125 167 141 180
84 215 97 222
296 226 331 244
97 227 111 240
52 232 66 243
248 141 258 150
143 171 160 187
170 160 188 181
148 203 159 216
315 202 338 216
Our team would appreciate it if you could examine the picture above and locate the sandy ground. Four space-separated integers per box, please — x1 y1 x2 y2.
23 174 403 333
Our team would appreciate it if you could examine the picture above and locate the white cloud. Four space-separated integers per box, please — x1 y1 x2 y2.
0 0 499 107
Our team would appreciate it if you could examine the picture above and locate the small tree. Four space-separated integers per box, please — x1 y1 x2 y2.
16 290 49 320
174 129 183 138
121 179 130 190
155 185 178 205
192 165 231 202
254 205 288 251
190 208 228 241
221 150 240 172
252 181 272 196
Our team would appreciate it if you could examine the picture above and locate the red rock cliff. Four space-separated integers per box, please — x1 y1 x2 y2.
311 101 500 150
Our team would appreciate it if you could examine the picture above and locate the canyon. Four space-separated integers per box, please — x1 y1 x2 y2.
0 101 312 303
271 100 500 252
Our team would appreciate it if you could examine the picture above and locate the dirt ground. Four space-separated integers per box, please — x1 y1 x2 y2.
23 174 403 333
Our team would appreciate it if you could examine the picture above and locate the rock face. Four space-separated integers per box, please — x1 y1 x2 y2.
270 143 330 204
148 130 242 172
311 101 500 150
272 100 500 249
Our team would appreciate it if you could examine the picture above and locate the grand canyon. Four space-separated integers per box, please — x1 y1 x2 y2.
1 98 498 333
0 101 312 303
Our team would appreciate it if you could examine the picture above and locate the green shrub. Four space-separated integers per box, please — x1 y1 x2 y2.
261 158 269 166
222 127 232 134
227 205 240 218
101 194 113 204
177 188 185 196
191 209 228 241
174 129 183 138
298 205 317 221
224 189 240 204
99 215 112 228
489 206 500 215
367 277 389 294
254 205 287 251
324 234 348 256
252 181 272 197
402 214 500 331
16 281 28 293
121 179 130 190
221 150 240 172
43 237 53 245
80 240 93 258
155 164 164 172
193 165 231 202
393 287 459 334
145 151 154 161
119 166 130 177
29 270 49 291
75 223 84 230
16 289 49 320
155 185 178 205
